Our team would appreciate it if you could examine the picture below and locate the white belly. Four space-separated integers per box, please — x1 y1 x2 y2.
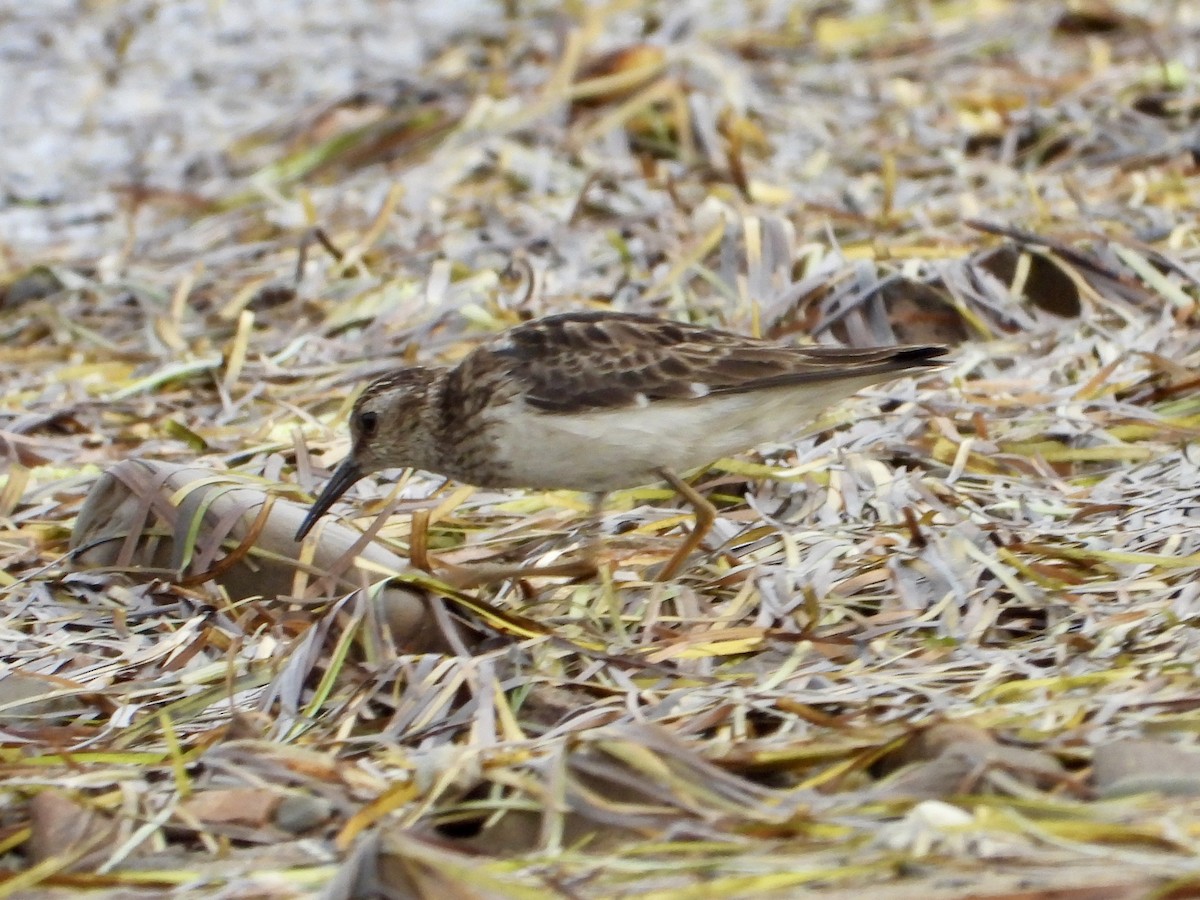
485 377 886 492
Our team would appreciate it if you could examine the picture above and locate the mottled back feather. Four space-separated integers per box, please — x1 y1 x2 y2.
470 311 945 414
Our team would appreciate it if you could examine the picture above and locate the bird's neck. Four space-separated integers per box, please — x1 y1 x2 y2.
418 361 510 485
410 366 457 472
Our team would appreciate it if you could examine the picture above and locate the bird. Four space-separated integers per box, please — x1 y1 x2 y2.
294 310 946 579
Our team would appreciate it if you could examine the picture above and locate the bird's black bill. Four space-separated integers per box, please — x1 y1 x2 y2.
294 458 364 541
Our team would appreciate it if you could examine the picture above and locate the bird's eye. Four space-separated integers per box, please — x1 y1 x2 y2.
358 410 379 437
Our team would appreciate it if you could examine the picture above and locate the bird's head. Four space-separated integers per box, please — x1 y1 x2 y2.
294 368 436 541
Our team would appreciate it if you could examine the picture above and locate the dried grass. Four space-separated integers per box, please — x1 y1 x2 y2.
4 0 1200 896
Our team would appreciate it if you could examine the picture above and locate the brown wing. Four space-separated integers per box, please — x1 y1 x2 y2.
476 311 945 414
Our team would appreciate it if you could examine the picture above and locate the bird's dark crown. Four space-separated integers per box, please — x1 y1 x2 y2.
357 366 440 404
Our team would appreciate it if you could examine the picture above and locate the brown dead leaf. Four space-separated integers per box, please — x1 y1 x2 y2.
181 788 282 829
27 790 117 872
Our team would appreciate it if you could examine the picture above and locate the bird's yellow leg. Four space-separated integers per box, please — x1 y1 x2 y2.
581 491 609 569
655 468 716 581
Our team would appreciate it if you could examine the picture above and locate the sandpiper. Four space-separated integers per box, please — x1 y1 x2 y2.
295 311 945 579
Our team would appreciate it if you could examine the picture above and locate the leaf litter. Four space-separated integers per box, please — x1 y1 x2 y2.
4 0 1200 896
